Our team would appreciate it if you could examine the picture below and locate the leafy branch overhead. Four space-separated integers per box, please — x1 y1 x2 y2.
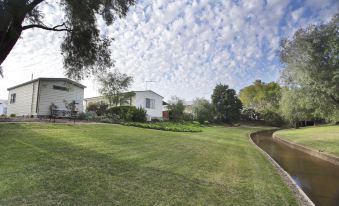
0 0 135 79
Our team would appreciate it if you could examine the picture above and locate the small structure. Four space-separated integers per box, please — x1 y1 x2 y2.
84 90 164 121
7 78 85 117
0 99 7 115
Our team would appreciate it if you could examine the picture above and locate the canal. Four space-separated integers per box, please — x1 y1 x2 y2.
252 130 339 206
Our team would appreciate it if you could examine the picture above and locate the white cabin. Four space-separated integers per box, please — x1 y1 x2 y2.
7 78 85 117
84 90 164 121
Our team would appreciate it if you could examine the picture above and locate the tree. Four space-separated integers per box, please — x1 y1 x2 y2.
192 98 215 124
239 80 281 112
97 70 133 106
0 0 135 79
211 84 242 123
280 14 339 105
167 96 185 121
280 88 316 128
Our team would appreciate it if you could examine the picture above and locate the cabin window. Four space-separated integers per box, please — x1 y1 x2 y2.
10 93 16 104
53 85 69 91
145 98 155 109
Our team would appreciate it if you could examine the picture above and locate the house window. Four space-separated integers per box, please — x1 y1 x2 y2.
53 85 69 91
145 98 155 109
10 93 16 104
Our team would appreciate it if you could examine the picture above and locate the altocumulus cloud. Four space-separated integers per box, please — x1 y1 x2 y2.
0 0 338 100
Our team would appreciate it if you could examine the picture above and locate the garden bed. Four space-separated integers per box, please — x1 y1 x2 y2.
121 122 202 132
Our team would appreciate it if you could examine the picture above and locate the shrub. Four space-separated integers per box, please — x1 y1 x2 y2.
10 114 16 118
106 106 135 120
121 122 202 132
87 102 108 116
262 110 285 126
241 108 260 121
130 107 147 122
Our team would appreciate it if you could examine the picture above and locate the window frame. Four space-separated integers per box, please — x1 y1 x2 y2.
10 93 16 104
145 98 155 109
53 85 69 92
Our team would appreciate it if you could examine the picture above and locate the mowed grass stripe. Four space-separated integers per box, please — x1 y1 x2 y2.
0 123 297 205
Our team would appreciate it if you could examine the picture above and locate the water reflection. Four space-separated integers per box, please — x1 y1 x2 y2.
252 131 339 206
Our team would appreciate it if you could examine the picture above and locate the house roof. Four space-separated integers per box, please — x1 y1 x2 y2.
7 78 86 90
84 90 164 101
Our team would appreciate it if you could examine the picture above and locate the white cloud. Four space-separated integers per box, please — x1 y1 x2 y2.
0 0 338 101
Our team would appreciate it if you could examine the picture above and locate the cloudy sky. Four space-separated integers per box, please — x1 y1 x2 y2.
0 0 338 101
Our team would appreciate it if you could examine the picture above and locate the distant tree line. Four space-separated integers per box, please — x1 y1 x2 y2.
169 14 338 127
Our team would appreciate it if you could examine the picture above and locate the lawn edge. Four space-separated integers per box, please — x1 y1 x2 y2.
249 130 314 206
273 133 339 166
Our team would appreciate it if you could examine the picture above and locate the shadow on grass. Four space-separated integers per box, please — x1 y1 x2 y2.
0 123 297 206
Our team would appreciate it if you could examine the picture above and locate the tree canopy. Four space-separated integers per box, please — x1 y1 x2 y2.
167 96 186 121
211 84 242 123
239 80 281 112
280 13 339 123
97 70 133 106
0 0 135 78
280 14 339 106
192 98 215 124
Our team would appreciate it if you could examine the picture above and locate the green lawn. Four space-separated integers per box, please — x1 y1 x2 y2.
0 123 297 205
275 125 339 157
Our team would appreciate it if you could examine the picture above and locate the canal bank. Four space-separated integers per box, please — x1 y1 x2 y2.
273 132 339 166
250 130 339 206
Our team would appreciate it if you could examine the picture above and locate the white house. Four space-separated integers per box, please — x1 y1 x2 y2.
7 78 85 117
0 100 7 115
84 90 164 120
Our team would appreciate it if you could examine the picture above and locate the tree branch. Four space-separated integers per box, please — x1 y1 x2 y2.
21 23 72 32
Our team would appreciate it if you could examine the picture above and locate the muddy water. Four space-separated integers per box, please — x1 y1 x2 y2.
252 131 339 206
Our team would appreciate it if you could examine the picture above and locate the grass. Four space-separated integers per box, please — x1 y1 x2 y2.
0 123 297 205
275 125 339 157
121 121 202 132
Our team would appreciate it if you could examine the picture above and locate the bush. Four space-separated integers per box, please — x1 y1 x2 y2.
121 122 202 132
10 114 16 118
105 106 146 122
106 106 134 120
130 107 147 122
76 111 98 121
87 102 108 116
241 108 260 121
262 110 285 126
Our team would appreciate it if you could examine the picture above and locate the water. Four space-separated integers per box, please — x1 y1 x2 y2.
252 131 339 206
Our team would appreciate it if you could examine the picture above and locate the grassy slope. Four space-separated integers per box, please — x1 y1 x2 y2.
275 125 339 157
0 123 297 205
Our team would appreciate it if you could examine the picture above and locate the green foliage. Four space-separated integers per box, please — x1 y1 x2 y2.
77 111 97 121
9 113 16 118
97 70 133 106
122 122 202 132
86 102 108 116
240 108 260 121
280 88 317 127
192 98 215 124
261 110 285 126
280 14 339 122
0 1 135 79
130 107 147 122
211 84 242 123
239 80 281 112
105 106 146 122
167 96 186 121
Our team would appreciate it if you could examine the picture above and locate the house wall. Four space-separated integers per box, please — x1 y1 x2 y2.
37 80 84 116
7 82 34 116
133 91 163 120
